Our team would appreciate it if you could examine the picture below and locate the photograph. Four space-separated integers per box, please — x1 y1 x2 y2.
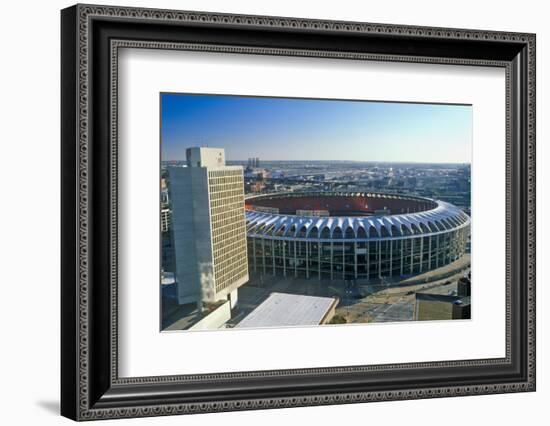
160 93 472 332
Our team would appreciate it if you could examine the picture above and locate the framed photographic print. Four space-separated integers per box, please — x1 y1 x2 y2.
61 4 536 421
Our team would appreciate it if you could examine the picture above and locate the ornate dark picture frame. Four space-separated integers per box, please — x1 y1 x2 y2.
61 4 536 421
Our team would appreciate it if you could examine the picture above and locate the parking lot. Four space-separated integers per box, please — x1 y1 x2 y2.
228 255 470 326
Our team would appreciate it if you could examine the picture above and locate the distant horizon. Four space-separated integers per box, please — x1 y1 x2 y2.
161 93 472 163
162 158 471 165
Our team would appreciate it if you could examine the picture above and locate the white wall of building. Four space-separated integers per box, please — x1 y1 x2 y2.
189 301 232 331
169 166 214 305
186 147 225 168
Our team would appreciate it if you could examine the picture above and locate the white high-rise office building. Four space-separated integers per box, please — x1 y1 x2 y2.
168 147 248 309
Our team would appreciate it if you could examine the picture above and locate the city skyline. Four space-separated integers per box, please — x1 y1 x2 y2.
162 159 471 165
161 93 472 164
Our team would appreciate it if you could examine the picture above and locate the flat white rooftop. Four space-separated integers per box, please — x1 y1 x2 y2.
235 292 337 329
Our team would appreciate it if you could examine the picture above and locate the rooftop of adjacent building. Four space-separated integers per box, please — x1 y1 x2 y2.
186 146 226 168
415 292 471 306
235 292 337 329
415 275 471 305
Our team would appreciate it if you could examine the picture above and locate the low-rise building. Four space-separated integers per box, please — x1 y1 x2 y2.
236 292 338 329
414 293 471 321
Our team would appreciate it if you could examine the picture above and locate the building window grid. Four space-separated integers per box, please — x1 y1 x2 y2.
247 227 468 280
207 172 248 292
160 208 171 233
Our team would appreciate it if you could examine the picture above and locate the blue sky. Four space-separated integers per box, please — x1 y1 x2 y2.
161 93 472 163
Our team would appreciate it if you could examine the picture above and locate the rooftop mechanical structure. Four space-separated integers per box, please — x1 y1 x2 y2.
244 192 470 281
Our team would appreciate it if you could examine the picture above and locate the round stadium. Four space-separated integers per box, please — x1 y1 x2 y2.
244 192 470 281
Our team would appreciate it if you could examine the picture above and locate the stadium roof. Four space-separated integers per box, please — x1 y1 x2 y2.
245 192 470 240
235 292 337 329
